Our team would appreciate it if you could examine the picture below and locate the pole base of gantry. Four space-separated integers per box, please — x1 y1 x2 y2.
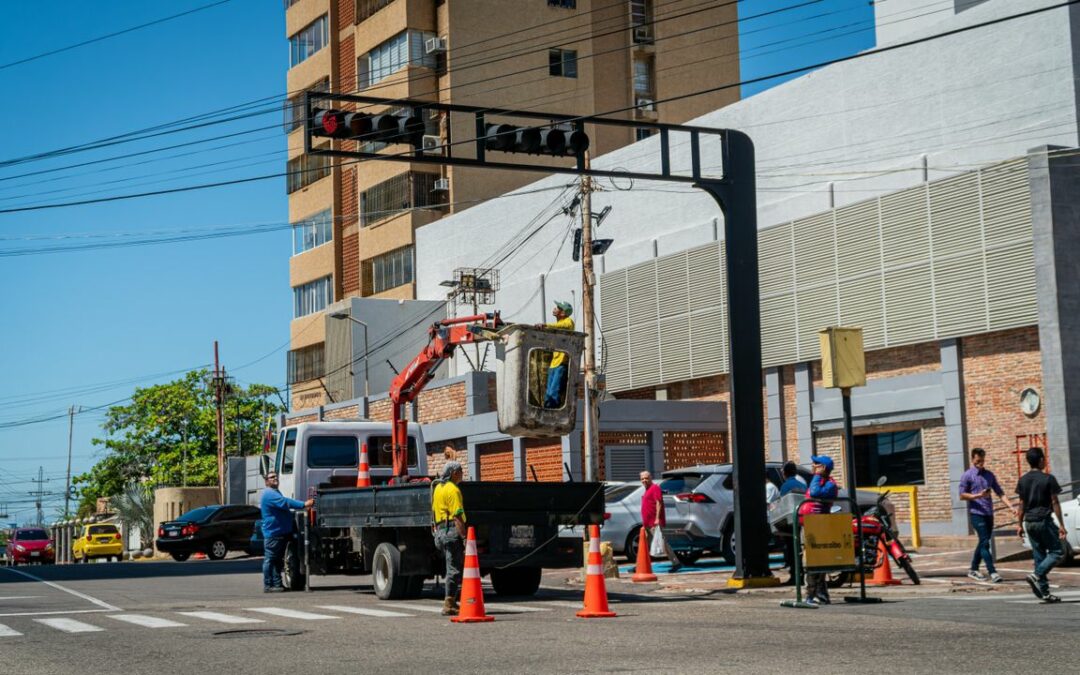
780 599 819 609
726 574 781 589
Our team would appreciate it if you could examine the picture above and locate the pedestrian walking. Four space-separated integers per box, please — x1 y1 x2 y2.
799 456 839 605
639 471 682 572
1016 447 1066 603
537 300 575 408
959 447 1016 582
432 461 467 615
259 471 313 593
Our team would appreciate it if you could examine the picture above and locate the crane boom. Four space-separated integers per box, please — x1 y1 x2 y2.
387 312 504 480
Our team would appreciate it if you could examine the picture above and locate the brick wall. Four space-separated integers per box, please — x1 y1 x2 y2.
814 419 949 525
342 226 359 295
478 440 514 481
615 386 656 399
782 365 798 461
323 405 360 421
289 413 320 424
334 0 355 33
811 340 941 386
427 438 470 480
585 431 651 481
664 431 728 469
525 438 563 481
486 376 499 412
369 398 392 422
417 382 467 423
962 326 1045 487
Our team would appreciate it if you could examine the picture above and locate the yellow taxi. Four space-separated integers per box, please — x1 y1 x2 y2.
72 523 123 563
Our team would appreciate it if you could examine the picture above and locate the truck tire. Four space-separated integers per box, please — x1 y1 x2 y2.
405 575 426 599
372 542 409 600
490 567 542 597
282 540 306 591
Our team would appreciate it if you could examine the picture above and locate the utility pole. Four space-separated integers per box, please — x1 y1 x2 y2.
213 342 226 504
580 152 600 482
30 467 51 526
64 404 80 518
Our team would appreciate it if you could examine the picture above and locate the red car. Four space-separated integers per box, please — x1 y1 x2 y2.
6 528 54 565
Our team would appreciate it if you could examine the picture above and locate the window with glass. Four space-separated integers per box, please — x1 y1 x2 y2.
358 30 437 90
635 128 655 141
293 275 333 318
307 436 359 468
360 172 445 225
283 78 330 133
289 15 329 67
633 55 654 95
286 149 331 193
287 343 325 383
368 435 419 468
547 0 576 7
292 209 333 255
368 246 414 294
549 48 577 78
852 430 925 486
631 0 654 42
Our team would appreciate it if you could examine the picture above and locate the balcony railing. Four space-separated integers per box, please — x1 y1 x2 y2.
357 0 394 23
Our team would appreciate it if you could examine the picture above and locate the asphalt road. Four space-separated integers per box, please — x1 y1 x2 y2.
0 555 1075 675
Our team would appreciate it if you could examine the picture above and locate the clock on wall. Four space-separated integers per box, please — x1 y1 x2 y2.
1020 388 1041 417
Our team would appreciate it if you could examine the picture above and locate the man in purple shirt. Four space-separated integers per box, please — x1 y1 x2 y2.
959 448 1016 582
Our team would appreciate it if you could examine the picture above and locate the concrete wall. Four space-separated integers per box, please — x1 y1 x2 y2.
415 0 1079 379
152 487 218 529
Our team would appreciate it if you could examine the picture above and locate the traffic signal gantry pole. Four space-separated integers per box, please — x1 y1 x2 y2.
304 93 775 585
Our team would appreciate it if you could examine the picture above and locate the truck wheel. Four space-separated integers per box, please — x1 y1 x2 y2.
721 526 736 565
372 542 408 600
405 575 426 599
282 541 306 591
490 567 542 597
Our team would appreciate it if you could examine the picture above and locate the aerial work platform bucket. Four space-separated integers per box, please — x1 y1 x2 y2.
496 325 586 437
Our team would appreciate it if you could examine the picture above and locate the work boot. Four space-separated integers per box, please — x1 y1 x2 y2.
441 597 457 616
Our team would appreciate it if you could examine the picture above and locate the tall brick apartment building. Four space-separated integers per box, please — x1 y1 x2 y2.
283 0 742 409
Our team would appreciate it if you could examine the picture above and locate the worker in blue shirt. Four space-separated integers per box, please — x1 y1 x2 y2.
799 456 839 605
260 471 313 592
779 461 806 496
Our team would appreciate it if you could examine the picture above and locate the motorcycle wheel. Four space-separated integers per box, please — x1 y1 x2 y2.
899 558 920 585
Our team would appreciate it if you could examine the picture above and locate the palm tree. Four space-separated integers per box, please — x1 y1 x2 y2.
111 482 154 551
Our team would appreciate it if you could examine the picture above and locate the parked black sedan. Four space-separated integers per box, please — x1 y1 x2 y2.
155 505 260 561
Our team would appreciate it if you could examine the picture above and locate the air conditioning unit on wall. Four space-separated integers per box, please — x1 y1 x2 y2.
425 37 447 54
422 135 442 152
433 178 450 191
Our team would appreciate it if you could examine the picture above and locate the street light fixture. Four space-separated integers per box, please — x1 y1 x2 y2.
329 310 370 399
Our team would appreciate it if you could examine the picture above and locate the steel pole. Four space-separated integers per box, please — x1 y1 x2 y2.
841 388 868 601
64 405 75 518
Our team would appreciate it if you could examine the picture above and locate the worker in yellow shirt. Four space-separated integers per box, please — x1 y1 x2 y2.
432 461 466 615
541 300 575 408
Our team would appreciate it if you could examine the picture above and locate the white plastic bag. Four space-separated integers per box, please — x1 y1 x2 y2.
649 525 666 557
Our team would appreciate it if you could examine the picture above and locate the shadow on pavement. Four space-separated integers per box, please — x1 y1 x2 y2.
0 557 263 584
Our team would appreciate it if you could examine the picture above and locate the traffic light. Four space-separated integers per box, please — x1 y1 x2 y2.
312 108 425 147
484 123 589 157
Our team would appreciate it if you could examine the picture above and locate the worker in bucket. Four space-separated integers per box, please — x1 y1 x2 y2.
432 461 467 615
540 300 575 408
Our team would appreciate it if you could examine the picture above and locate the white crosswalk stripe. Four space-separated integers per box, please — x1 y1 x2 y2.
178 611 264 624
108 614 187 628
384 603 445 613
35 617 104 633
0 623 22 637
485 603 550 613
245 607 338 620
318 605 413 618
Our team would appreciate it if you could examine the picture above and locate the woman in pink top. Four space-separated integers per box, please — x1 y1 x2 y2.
639 471 682 572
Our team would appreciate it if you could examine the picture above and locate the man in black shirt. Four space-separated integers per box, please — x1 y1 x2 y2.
1015 447 1066 602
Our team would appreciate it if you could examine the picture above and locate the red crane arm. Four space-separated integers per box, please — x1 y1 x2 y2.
387 313 503 480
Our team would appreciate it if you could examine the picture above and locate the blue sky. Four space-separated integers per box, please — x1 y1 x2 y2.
0 0 875 525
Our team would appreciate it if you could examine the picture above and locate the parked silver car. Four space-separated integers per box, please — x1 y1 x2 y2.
605 462 894 565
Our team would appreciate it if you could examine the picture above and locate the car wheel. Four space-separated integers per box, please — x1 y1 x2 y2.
282 541 306 591
490 567 542 596
170 552 191 562
721 526 737 565
207 540 228 561
625 527 642 563
371 542 408 600
674 550 703 566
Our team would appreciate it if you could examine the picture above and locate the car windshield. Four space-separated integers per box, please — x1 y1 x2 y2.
177 506 219 523
605 484 640 503
89 525 118 535
15 529 48 541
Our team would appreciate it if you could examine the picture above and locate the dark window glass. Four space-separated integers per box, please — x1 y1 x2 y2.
88 525 118 535
368 436 419 467
307 436 360 467
281 429 298 475
178 507 219 523
288 344 325 384
605 484 640 503
660 474 704 494
15 529 48 540
548 48 577 78
852 430 924 486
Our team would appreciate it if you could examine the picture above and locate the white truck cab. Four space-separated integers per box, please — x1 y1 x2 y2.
267 421 427 501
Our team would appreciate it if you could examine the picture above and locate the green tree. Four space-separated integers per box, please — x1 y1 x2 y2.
73 370 284 516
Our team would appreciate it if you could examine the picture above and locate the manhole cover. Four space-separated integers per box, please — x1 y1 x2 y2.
212 628 303 639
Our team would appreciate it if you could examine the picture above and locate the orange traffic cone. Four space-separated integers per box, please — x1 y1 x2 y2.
451 527 494 623
868 541 902 586
577 525 617 618
631 527 657 583
193 552 206 560
356 442 371 488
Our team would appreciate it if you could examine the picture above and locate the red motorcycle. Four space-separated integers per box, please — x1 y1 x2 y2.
829 489 919 587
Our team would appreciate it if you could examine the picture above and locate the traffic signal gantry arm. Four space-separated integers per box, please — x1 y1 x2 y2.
387 312 505 481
